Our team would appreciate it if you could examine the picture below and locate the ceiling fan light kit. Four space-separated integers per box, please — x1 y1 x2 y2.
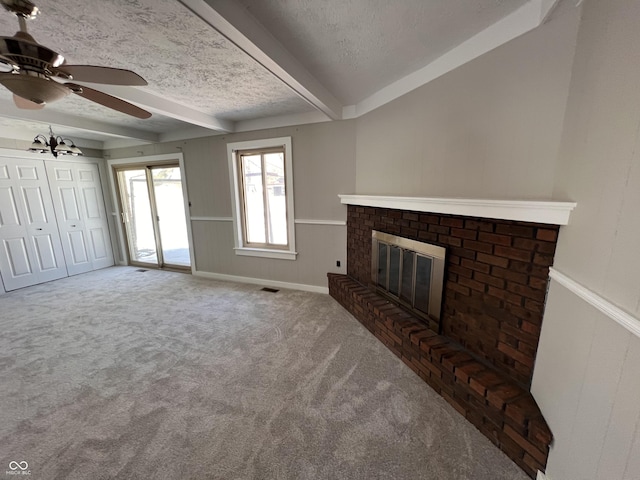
28 125 83 158
0 0 152 118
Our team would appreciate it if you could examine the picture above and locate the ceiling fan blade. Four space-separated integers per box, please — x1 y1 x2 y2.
13 93 44 110
67 83 151 119
56 65 147 86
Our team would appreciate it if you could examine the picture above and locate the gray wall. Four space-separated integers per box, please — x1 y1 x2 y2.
105 120 356 288
354 0 581 200
351 0 640 477
7 0 640 476
531 0 640 478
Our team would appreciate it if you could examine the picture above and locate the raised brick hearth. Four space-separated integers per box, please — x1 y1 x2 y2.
328 204 560 478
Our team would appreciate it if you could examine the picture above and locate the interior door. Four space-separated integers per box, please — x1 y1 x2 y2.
47 161 114 276
0 157 67 290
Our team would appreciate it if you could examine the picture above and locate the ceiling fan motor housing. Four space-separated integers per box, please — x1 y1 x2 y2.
0 0 150 117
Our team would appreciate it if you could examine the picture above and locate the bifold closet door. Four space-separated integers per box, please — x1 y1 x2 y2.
0 157 67 290
46 161 114 276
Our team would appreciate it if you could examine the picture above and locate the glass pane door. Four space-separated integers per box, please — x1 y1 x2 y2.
116 164 191 269
151 167 191 267
117 169 158 265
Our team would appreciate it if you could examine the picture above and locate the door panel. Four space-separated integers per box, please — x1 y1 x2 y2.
47 161 114 275
0 187 20 226
22 186 49 224
77 164 112 270
3 237 31 277
0 158 67 290
33 233 60 271
117 168 158 265
60 187 81 221
82 187 101 219
17 165 38 180
151 167 191 267
89 228 108 260
68 230 89 264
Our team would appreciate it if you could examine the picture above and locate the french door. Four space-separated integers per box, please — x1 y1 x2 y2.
115 164 191 269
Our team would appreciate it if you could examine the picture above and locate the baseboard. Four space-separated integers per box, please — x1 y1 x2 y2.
537 470 551 480
192 270 329 294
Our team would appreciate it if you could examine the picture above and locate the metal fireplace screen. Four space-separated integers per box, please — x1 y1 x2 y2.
371 230 446 321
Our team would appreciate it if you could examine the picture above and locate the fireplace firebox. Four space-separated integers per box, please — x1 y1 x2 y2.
371 230 445 323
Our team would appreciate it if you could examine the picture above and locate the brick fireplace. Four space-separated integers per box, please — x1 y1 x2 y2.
328 196 575 478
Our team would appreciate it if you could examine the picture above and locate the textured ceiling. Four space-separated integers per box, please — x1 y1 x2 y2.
0 0 313 125
0 87 191 134
0 0 541 145
239 0 529 104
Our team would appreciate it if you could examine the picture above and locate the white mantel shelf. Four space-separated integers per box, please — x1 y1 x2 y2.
339 195 576 225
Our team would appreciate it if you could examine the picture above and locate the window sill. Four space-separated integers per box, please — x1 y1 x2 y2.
234 247 298 260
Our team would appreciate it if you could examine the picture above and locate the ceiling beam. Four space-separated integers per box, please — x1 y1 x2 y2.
79 84 235 133
0 124 104 149
0 99 159 142
178 0 343 120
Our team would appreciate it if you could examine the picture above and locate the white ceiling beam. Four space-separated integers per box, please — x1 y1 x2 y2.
76 84 235 134
0 99 159 142
178 0 343 121
0 124 104 149
235 111 332 133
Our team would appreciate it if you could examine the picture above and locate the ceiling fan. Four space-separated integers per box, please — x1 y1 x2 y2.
0 0 151 119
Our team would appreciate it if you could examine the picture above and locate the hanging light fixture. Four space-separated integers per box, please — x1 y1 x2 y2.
28 126 83 158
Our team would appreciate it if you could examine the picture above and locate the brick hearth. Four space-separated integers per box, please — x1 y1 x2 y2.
328 204 559 478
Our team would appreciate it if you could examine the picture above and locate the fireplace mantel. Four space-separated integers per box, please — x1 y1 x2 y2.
339 194 576 225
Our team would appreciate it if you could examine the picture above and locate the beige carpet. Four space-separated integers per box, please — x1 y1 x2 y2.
0 267 528 480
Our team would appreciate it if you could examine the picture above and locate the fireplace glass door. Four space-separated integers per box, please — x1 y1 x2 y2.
372 230 445 321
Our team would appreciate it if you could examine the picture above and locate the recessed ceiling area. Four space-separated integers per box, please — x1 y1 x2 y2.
0 0 560 148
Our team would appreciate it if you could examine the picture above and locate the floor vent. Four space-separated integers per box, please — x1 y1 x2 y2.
136 269 148 272
261 287 279 293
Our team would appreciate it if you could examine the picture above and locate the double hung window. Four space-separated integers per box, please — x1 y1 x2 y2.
228 137 296 260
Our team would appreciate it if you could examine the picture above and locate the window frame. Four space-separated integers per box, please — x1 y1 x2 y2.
227 137 297 260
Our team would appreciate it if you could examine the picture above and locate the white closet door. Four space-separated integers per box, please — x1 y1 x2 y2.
47 161 113 275
0 158 67 290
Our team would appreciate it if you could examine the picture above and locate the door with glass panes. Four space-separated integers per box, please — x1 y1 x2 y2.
115 164 190 269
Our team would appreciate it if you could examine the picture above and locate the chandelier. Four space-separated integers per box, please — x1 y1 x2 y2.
28 126 83 158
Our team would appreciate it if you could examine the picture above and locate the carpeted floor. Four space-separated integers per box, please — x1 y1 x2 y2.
0 267 528 480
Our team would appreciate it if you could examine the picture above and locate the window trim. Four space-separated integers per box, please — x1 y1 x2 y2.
228 137 297 260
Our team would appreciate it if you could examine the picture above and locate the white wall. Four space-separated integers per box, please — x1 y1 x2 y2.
105 120 356 289
531 0 640 478
354 0 581 200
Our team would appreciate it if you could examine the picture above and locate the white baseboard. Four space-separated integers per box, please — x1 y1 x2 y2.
192 270 329 294
537 470 551 480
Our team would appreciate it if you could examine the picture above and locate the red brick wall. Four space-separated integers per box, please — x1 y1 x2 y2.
328 273 552 478
346 205 559 386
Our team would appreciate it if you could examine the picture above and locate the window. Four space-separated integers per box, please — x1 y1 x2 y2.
228 137 296 260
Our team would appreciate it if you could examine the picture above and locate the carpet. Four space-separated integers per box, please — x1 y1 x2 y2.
0 267 528 479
